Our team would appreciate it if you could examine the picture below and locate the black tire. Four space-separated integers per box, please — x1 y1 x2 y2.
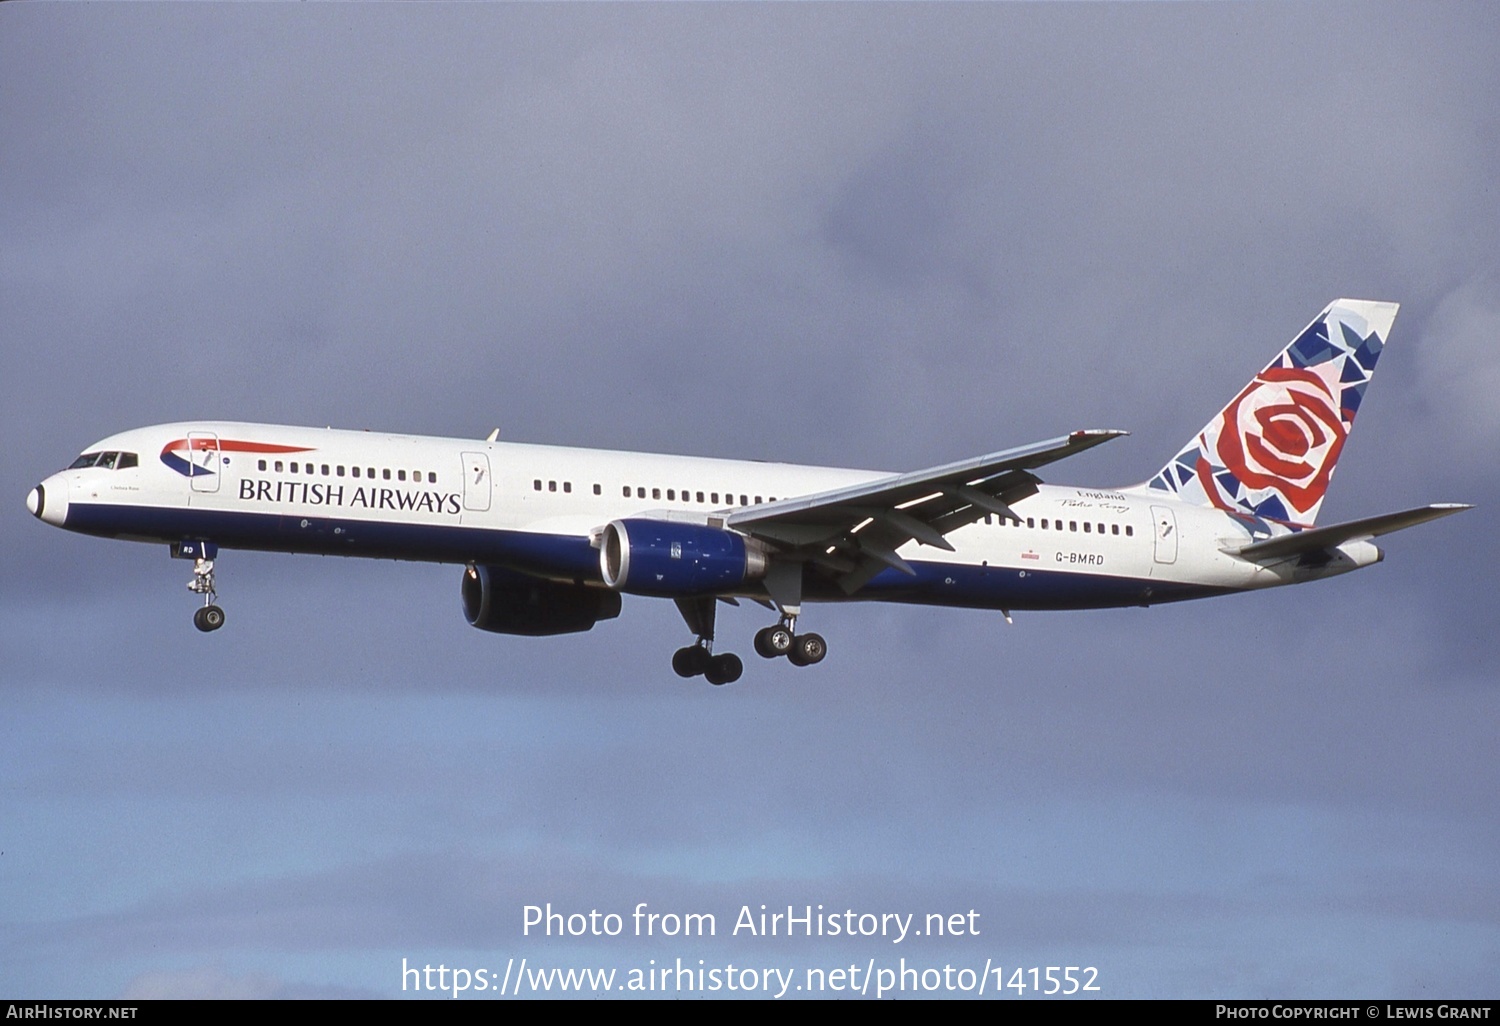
705 653 743 686
193 607 210 632
672 646 709 678
753 626 780 659
793 632 826 666
201 605 226 632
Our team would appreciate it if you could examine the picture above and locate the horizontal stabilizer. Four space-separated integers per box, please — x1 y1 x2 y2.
1235 503 1471 561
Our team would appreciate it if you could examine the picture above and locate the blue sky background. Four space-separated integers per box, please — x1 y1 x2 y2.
2 3 1497 999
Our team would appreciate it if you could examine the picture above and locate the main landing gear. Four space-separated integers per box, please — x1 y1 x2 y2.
671 598 827 684
671 597 743 685
672 642 744 686
753 616 825 667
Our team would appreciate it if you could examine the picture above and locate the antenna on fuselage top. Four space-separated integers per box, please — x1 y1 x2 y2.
485 429 500 442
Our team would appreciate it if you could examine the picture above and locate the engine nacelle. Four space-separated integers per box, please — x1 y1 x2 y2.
462 564 621 636
599 519 767 597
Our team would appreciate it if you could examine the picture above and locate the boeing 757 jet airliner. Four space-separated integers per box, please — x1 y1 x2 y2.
27 300 1469 684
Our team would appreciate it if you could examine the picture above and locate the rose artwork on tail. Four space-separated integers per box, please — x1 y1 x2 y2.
1145 300 1392 526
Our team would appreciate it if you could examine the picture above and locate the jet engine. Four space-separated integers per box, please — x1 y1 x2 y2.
599 519 768 597
462 564 621 636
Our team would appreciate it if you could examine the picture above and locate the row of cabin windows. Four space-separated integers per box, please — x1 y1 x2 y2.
530 479 776 507
984 513 1133 537
621 486 774 506
256 459 437 484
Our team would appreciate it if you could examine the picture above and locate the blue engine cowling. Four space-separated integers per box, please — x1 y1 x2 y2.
599 519 767 597
462 564 622 636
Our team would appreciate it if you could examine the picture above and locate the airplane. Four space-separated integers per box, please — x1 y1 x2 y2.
26 299 1469 685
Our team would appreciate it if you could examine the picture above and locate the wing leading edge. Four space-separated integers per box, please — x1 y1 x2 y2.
727 430 1127 595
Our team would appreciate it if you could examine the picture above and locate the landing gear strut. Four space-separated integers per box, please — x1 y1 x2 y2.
185 554 225 632
672 598 743 685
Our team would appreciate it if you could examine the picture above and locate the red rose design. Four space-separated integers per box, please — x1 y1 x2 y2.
1212 366 1349 519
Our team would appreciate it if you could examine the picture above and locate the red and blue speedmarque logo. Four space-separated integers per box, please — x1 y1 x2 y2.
159 438 314 478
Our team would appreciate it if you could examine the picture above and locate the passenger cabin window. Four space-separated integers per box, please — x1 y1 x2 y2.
593 484 601 496
397 470 406 481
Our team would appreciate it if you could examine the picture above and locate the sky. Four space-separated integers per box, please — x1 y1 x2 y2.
2 2 1498 1000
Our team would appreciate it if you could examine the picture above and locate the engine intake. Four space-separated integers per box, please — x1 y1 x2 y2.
462 564 621 636
599 519 767 597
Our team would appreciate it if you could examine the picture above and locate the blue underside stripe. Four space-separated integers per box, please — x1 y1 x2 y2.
62 503 1229 611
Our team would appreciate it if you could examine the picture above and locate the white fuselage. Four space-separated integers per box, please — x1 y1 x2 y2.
31 421 1340 614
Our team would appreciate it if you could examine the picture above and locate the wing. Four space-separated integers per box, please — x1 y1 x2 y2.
1233 503 1472 561
727 430 1127 596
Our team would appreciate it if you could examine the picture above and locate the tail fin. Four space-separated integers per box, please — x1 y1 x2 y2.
1143 299 1398 526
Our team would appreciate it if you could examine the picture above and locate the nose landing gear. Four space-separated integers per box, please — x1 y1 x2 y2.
173 542 226 633
187 557 225 632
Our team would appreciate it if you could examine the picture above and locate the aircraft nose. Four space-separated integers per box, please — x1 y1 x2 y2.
29 476 70 527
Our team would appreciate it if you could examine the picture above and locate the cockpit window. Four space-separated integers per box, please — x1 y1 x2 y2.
66 451 137 470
